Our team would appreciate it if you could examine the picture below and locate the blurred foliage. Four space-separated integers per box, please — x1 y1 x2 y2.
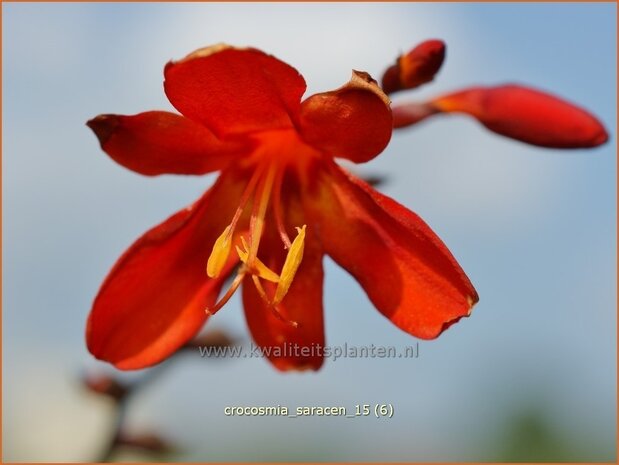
497 408 615 462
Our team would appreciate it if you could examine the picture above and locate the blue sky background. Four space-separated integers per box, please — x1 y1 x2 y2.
3 2 616 462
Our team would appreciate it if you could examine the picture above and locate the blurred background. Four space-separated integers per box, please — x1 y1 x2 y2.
3 2 616 462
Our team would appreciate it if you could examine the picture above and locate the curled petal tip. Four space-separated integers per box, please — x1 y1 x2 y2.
183 42 235 60
381 39 446 94
350 69 391 106
87 111 244 176
87 114 120 146
428 293 478 337
352 69 377 84
299 70 392 163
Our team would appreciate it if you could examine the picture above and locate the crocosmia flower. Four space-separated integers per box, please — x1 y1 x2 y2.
87 42 606 371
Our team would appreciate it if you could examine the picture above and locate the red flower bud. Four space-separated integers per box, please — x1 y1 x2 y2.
433 85 608 148
381 40 446 94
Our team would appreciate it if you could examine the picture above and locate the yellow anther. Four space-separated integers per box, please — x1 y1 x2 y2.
273 225 306 305
236 236 280 283
206 225 232 278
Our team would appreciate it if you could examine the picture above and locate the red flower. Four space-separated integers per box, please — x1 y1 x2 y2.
86 44 479 371
86 41 606 372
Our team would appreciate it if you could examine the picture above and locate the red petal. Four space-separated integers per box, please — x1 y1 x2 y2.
86 169 247 369
433 85 608 148
382 40 446 94
164 45 306 138
87 112 251 176
242 184 325 371
299 71 393 163
304 160 478 339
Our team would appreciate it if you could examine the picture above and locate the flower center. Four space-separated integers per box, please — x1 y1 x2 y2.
204 130 316 326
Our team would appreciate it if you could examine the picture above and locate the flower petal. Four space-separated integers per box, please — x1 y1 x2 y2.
381 40 446 94
304 160 478 339
164 44 306 138
242 186 325 371
432 85 608 148
86 169 247 369
299 71 392 163
87 111 251 176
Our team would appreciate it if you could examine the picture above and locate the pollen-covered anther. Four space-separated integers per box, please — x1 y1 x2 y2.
206 225 232 278
273 225 306 305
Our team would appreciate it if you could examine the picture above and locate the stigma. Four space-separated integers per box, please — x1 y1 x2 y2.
204 159 306 325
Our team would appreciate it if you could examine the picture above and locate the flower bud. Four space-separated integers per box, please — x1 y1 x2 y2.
382 40 446 94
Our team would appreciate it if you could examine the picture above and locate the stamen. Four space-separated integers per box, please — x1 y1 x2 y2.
270 303 299 328
251 274 270 302
272 167 292 249
229 162 267 232
204 160 304 320
206 163 266 279
206 225 232 278
205 269 245 316
273 225 306 305
250 275 298 328
236 237 280 283
248 163 277 263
